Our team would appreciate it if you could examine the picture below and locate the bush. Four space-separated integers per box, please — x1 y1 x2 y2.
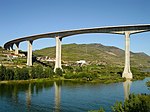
55 68 63 76
112 94 150 112
90 94 150 112
14 67 29 80
36 65 44 78
64 72 98 80
30 65 43 78
30 66 37 79
43 67 54 78
146 81 150 87
5 68 14 80
0 65 6 80
74 66 83 72
20 67 29 80
14 68 21 80
0 65 55 81
31 65 55 79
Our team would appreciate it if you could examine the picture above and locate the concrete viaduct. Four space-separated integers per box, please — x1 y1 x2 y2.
4 24 150 79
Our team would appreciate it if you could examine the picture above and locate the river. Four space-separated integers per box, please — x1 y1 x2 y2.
0 78 149 112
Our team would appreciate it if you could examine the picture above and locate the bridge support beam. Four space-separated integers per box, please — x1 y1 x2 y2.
122 32 133 79
15 43 19 55
54 36 62 71
27 41 33 66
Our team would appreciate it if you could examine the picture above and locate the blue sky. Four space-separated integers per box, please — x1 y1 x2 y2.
0 0 150 55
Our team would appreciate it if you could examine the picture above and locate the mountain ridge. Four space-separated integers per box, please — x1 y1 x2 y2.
33 43 150 67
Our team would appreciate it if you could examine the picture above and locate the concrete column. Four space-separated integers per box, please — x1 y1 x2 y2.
27 40 33 66
10 45 13 51
15 43 19 55
6 47 9 50
54 36 62 71
122 32 133 79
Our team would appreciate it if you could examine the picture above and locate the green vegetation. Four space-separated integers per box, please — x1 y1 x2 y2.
0 64 150 84
112 94 150 112
63 65 124 83
89 94 150 112
55 68 63 76
89 108 105 112
0 65 55 81
63 65 150 83
147 81 150 90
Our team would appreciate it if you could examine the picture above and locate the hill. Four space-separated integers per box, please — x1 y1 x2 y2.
0 46 27 67
33 43 150 67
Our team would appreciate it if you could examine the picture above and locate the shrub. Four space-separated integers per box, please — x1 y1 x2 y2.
30 66 37 79
43 67 54 78
74 66 83 72
36 65 44 78
20 67 29 80
14 67 21 80
0 65 6 80
55 68 63 76
5 68 14 80
14 67 29 80
112 94 150 112
30 65 44 79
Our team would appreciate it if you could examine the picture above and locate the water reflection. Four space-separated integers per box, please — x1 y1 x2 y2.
0 78 149 112
54 81 61 112
123 80 132 100
12 85 19 103
26 83 31 111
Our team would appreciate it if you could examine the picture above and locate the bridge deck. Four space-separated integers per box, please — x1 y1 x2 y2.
4 24 150 49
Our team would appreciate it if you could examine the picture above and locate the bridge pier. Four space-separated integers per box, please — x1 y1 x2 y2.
9 45 13 51
15 43 19 55
54 36 62 71
122 32 133 79
27 40 33 66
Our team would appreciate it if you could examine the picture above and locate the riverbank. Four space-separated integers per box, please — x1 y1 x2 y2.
1 75 149 85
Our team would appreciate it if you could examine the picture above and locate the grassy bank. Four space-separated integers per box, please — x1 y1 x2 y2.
0 77 124 84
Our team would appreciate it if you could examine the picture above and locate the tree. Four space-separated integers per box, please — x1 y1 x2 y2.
5 68 14 80
0 65 6 80
55 68 63 76
43 67 54 78
36 65 43 78
20 67 29 80
31 66 37 79
112 94 150 112
14 67 21 80
74 66 82 73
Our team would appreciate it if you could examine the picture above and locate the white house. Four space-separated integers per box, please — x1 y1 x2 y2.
76 60 86 66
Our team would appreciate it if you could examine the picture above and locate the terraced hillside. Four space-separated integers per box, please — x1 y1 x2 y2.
33 43 150 67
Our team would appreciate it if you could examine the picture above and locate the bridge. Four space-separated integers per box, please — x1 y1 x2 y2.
4 24 150 79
